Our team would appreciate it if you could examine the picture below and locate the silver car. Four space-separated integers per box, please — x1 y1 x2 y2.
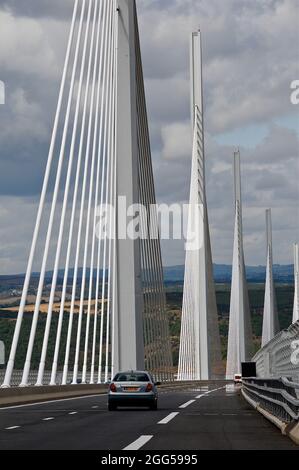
108 370 160 411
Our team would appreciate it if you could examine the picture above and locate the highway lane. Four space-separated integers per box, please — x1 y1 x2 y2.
0 384 297 450
0 385 202 450
142 385 299 450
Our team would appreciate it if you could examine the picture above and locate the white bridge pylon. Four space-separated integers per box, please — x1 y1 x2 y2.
2 0 172 388
178 31 222 381
226 151 253 379
261 209 280 347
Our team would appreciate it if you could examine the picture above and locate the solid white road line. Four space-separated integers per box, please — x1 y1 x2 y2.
43 417 54 421
123 435 153 451
196 394 204 399
158 412 179 425
5 426 20 430
179 400 195 409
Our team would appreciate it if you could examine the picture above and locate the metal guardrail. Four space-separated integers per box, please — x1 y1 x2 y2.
0 370 175 387
0 370 98 387
242 377 299 424
252 321 299 381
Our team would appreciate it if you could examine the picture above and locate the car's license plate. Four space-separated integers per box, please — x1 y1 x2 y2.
124 387 139 391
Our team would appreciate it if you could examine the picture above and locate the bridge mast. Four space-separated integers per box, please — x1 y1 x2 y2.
112 0 144 373
262 209 279 347
226 151 253 379
178 31 222 381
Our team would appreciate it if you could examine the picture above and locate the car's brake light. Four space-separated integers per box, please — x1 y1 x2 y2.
145 383 153 392
110 383 117 392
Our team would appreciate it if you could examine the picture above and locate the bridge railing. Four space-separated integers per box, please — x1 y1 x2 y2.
252 320 299 381
0 370 175 388
0 370 99 387
242 377 299 424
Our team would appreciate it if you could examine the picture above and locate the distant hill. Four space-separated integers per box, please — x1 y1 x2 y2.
163 264 294 284
0 264 294 288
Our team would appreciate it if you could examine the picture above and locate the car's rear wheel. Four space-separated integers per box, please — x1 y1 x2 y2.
108 403 117 411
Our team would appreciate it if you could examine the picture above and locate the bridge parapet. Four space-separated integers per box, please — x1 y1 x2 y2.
243 377 299 422
243 321 299 444
0 383 108 408
242 377 299 445
253 320 299 381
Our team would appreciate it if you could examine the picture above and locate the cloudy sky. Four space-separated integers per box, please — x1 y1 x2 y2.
0 0 298 274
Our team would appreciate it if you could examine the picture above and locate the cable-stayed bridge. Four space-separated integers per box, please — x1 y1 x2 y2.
0 0 298 451
1 0 172 388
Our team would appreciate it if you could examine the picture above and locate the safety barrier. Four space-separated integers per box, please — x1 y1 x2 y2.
242 377 299 445
0 370 175 388
0 370 102 387
252 321 299 380
242 377 299 423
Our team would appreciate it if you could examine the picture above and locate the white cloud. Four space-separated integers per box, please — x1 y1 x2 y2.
161 121 191 160
139 0 299 133
0 11 62 79
0 88 48 141
0 196 38 273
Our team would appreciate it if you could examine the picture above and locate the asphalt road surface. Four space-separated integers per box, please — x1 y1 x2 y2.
0 384 297 450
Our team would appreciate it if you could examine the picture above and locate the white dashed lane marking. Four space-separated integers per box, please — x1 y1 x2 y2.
123 435 153 451
68 412 78 415
195 386 225 400
43 417 54 421
5 426 20 430
158 412 179 425
179 400 195 409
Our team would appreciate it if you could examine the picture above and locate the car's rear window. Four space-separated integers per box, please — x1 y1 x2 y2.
113 373 150 382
